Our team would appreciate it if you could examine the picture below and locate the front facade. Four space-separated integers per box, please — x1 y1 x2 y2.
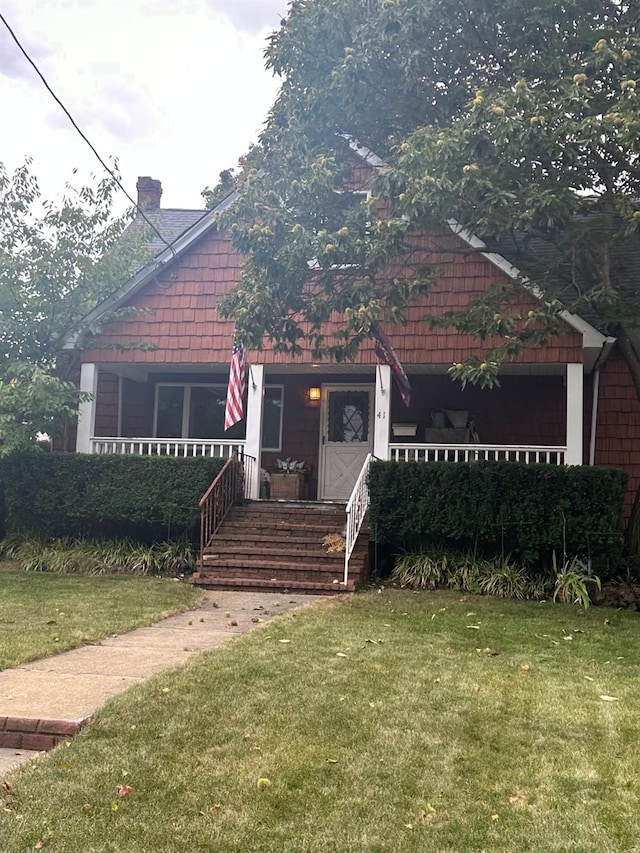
68 173 632 508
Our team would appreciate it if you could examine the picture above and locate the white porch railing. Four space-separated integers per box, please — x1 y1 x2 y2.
344 453 376 588
89 438 246 458
389 443 567 465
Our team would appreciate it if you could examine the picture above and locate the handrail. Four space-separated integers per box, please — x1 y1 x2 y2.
343 453 376 587
199 453 245 567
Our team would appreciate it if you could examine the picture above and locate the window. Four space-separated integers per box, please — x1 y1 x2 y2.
154 383 283 450
155 384 244 440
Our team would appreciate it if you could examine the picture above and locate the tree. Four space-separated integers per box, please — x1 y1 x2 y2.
219 0 640 548
0 161 144 453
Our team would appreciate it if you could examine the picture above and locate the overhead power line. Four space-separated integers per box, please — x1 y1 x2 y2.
0 11 177 258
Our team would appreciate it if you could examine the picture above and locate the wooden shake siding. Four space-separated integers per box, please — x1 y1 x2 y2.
81 226 583 368
595 349 640 516
94 372 119 437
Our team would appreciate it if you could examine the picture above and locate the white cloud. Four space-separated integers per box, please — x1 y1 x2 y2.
0 3 52 81
205 0 286 34
0 0 282 209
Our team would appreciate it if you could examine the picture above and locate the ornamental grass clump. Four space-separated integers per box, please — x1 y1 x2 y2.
477 557 530 600
391 548 560 601
552 554 601 608
391 548 452 589
0 535 198 577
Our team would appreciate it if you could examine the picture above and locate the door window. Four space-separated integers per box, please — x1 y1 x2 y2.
328 391 369 443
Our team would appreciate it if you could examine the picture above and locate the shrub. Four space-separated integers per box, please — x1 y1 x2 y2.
552 554 601 608
368 461 627 567
0 450 226 541
1 534 198 576
392 549 450 589
477 557 530 600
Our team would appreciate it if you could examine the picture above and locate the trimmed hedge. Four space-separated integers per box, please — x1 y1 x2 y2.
368 461 628 566
0 451 226 541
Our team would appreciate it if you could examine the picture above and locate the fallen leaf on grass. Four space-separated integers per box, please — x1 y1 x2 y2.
521 663 531 672
599 695 620 702
509 793 528 804
81 804 93 814
117 785 133 797
34 842 43 850
257 778 271 789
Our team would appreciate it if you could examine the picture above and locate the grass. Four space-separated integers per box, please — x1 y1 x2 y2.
0 565 202 671
1 590 639 852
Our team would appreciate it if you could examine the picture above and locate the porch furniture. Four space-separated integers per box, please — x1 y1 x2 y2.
424 427 471 443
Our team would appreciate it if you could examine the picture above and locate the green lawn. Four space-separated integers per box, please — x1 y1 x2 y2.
0 568 202 670
1 590 638 852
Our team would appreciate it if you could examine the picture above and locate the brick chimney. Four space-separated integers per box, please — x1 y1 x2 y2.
136 176 162 211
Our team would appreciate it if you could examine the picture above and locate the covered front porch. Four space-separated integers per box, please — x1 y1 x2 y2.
76 359 584 501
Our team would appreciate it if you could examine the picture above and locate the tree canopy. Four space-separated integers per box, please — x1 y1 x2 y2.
0 161 143 452
219 0 640 376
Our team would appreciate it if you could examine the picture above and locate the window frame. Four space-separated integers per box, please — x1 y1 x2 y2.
261 384 284 452
153 382 284 450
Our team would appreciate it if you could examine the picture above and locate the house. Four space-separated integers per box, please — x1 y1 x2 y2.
62 148 640 588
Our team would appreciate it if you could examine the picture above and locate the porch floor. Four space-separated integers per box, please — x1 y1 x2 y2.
193 501 369 594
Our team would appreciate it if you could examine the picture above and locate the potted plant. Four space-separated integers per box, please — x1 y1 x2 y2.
270 458 307 500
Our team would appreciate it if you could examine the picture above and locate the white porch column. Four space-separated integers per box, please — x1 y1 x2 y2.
373 364 391 460
76 362 98 453
565 362 584 466
244 364 265 499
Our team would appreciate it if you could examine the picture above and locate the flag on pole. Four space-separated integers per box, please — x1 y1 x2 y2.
374 327 411 408
224 339 246 430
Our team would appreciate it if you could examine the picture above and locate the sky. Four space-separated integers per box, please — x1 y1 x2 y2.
0 0 287 212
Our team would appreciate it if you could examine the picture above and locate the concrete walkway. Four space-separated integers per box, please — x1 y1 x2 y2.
0 590 326 775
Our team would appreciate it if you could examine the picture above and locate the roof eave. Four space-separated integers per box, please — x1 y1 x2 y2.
446 219 612 358
64 190 240 350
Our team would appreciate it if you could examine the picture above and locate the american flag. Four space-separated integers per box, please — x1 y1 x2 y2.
374 327 411 408
224 339 246 430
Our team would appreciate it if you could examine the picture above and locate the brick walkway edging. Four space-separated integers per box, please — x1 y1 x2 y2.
0 716 89 751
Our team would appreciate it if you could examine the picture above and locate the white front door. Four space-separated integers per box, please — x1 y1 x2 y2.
319 385 374 500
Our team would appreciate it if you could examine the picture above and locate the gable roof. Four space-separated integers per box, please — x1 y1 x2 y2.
446 221 612 359
63 191 238 349
67 141 609 360
141 208 207 252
